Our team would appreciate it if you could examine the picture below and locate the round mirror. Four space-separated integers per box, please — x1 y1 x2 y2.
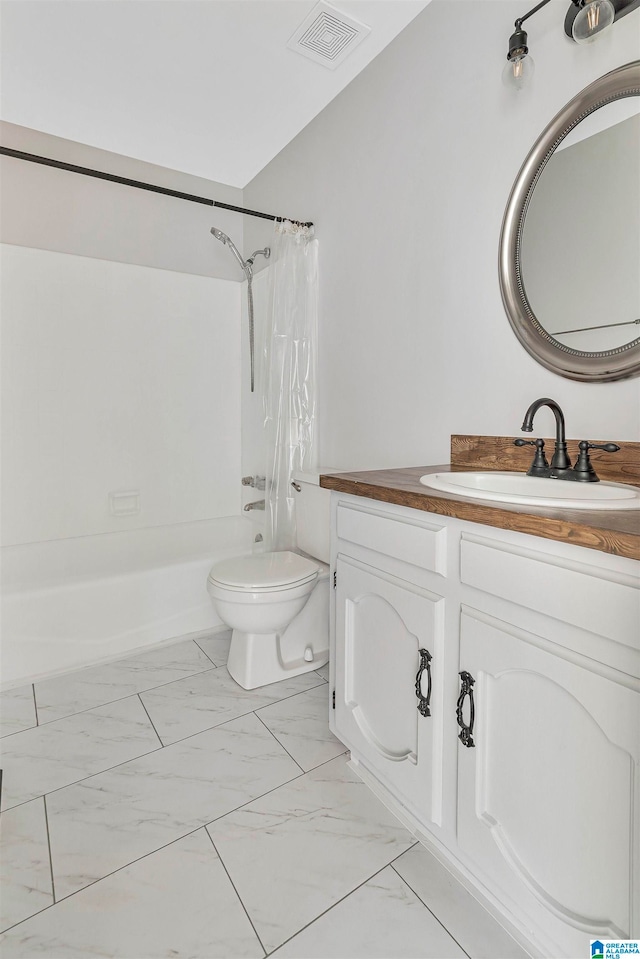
499 60 640 381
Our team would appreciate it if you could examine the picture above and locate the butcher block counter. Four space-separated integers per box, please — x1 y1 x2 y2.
320 435 640 560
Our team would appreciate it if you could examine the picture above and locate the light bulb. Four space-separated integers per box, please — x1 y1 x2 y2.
572 0 615 43
502 53 535 90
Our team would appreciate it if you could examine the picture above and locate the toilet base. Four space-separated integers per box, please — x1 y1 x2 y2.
226 576 329 690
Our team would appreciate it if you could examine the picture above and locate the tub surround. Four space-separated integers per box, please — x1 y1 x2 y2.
320 435 640 561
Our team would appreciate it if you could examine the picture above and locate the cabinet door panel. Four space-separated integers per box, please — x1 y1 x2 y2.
334 555 444 824
345 590 420 761
458 608 639 954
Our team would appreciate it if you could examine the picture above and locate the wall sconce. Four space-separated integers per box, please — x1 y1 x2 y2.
503 0 640 89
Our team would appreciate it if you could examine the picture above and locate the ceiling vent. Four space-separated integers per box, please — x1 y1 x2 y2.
287 2 371 70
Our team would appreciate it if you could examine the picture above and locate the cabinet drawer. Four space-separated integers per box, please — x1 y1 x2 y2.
336 503 446 575
460 533 640 649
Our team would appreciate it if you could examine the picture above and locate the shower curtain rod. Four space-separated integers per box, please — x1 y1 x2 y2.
0 146 314 227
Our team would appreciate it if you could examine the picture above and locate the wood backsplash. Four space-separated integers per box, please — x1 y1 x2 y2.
451 435 640 487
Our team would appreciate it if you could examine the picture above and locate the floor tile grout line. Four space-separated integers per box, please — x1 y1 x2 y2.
52 824 205 907
2 741 165 814
252 711 306 774
3 754 321 921
0 823 209 935
3 700 336 814
201 752 372 838
6 749 334 932
200 749 352 836
389 860 472 959
0 697 41 741
206 831 268 958
0 724 41 742
253 679 331 718
139 676 329 751
1 635 221 705
262 845 420 957
214 746 357 830
42 793 57 905
204 768 306 831
2 753 395 949
25 651 325 735
262 865 394 956
31 662 219 728
193 634 231 668
151 705 265 749
136 693 165 748
202 750 349 832
2 713 347 816
32 683 39 727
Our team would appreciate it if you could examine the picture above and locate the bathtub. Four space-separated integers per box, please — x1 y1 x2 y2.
1 516 254 687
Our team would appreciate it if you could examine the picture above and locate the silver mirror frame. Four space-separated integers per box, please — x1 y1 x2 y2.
499 60 640 382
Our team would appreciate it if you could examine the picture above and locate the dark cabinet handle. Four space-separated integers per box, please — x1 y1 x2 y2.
457 671 476 748
415 649 432 718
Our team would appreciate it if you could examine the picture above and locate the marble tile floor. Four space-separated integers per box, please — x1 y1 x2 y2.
0 629 529 959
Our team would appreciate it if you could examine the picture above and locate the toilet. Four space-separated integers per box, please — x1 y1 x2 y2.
207 470 331 689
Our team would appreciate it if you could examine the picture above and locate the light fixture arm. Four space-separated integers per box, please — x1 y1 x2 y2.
513 0 553 31
507 0 553 67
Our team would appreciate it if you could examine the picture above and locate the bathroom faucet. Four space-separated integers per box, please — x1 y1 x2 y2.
521 397 571 471
244 499 265 511
515 397 620 482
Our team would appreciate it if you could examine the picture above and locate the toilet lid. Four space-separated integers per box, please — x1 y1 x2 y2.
208 551 320 591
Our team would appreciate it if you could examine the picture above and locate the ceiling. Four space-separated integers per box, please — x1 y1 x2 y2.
0 0 429 188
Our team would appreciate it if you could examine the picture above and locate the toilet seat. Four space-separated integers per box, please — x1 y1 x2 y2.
208 550 320 593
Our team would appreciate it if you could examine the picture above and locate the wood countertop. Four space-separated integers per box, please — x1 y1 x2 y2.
320 452 640 562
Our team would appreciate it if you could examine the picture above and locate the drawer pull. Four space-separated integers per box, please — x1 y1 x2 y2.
457 671 476 748
415 648 433 718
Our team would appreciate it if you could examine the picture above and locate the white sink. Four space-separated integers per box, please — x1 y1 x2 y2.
419 471 640 510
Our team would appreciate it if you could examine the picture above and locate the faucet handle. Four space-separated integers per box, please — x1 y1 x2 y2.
574 441 620 482
514 437 549 472
580 442 621 454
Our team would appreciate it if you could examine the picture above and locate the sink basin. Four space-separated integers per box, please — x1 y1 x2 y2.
419 471 640 510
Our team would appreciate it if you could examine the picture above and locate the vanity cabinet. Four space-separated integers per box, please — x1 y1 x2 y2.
329 492 640 958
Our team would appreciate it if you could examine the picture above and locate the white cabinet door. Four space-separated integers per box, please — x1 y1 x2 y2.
334 554 445 826
457 607 640 957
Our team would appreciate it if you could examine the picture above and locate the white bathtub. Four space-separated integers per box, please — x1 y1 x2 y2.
1 516 253 687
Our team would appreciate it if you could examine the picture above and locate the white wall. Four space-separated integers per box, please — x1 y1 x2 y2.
244 1 640 470
0 121 245 281
1 244 241 545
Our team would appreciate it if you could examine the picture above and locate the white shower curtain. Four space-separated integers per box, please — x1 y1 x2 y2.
262 220 318 553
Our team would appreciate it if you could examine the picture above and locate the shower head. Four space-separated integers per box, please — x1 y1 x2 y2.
210 227 229 244
210 226 250 277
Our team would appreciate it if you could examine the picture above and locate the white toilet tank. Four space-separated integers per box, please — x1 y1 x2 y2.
292 469 335 565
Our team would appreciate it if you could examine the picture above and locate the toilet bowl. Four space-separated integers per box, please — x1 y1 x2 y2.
206 471 333 690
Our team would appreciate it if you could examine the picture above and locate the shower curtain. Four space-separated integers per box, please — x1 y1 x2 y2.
262 220 318 553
